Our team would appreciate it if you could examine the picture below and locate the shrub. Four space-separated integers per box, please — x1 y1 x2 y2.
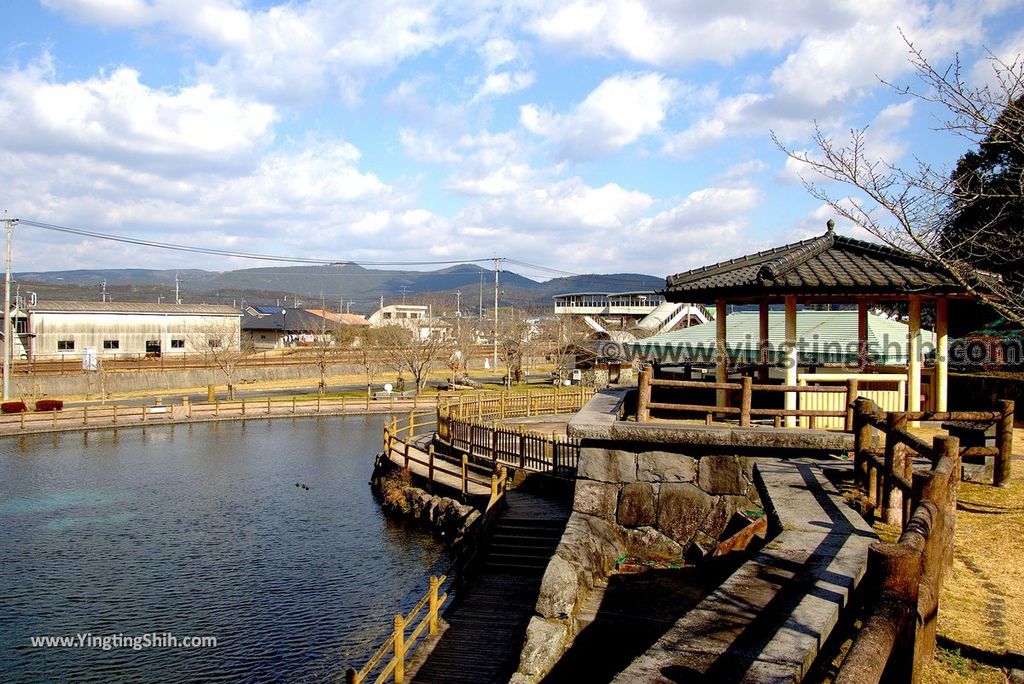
1 401 27 414
35 399 63 412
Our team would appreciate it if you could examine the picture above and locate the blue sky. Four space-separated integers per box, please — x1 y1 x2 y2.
2 0 1023 280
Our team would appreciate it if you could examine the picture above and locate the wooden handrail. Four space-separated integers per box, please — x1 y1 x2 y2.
347 575 449 684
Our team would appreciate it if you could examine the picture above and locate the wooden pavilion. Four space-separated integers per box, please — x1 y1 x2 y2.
663 221 985 426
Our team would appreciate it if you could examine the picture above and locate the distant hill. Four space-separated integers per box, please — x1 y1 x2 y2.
13 263 667 314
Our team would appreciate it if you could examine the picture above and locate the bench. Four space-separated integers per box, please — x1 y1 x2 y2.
614 458 876 683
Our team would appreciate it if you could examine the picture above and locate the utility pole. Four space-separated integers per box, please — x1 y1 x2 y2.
493 258 500 373
2 217 16 401
175 273 181 304
455 290 462 336
101 279 107 303
479 273 483 319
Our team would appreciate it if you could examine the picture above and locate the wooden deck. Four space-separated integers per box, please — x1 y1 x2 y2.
409 489 571 683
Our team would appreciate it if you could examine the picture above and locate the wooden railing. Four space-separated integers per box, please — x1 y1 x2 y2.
440 418 580 476
345 575 450 684
852 397 1014 505
836 403 965 683
438 387 594 425
0 393 441 434
382 411 504 498
636 365 861 430
433 389 590 476
355 412 511 684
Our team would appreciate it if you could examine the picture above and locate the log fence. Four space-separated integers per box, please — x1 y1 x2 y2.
636 364 861 429
836 396 1014 683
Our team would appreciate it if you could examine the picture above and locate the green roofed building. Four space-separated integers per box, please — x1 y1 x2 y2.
630 310 936 367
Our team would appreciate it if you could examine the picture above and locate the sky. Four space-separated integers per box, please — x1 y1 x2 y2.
2 0 1023 281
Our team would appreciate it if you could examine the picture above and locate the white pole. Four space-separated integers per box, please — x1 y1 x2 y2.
3 218 16 401
784 295 798 427
493 258 499 373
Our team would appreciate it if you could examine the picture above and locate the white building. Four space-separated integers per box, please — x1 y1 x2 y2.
367 304 449 340
552 291 710 335
26 301 242 360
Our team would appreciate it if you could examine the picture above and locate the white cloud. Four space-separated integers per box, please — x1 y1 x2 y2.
0 54 276 175
475 71 536 99
521 72 675 159
45 0 450 105
478 38 520 71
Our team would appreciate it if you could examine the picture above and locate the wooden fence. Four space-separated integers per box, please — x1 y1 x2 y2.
836 397 1014 683
636 365 861 429
433 389 591 477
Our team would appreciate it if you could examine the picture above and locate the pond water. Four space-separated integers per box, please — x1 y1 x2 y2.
0 416 447 683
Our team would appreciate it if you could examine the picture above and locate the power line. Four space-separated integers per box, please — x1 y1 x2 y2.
17 219 499 268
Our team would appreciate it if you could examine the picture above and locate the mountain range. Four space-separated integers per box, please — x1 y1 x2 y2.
14 263 666 314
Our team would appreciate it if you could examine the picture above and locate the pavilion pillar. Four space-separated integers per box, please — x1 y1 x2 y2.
908 295 922 424
857 300 869 370
716 299 728 408
784 295 797 427
936 297 948 412
758 301 770 381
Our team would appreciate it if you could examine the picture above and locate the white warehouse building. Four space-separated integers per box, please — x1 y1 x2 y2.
26 301 242 361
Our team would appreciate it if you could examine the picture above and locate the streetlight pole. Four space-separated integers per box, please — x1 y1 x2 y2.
3 218 17 401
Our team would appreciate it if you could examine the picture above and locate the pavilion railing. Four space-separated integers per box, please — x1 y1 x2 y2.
635 364 862 430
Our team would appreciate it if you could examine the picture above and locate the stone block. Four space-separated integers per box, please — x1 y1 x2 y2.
577 447 637 483
698 455 745 494
617 482 657 527
656 482 714 547
536 554 584 620
518 617 568 677
573 480 620 519
622 526 684 561
637 451 696 482
701 495 758 540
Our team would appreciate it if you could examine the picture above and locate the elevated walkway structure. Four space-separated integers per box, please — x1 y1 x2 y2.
409 489 572 684
632 301 711 335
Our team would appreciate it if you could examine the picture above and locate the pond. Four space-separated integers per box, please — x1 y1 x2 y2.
0 416 447 683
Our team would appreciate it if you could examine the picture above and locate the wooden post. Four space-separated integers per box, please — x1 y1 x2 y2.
428 576 440 635
83 406 88 426
266 397 271 415
758 300 770 381
740 376 752 427
853 398 873 488
461 454 468 497
935 298 948 411
500 393 506 419
113 405 118 423
857 300 869 370
19 411 24 430
519 427 526 469
428 444 435 484
404 440 410 469
907 295 922 424
637 364 652 422
346 668 358 684
490 471 499 499
784 295 798 427
845 378 859 432
341 395 346 412
241 399 246 416
716 298 728 408
883 413 907 525
393 614 405 683
996 399 1014 486
53 410 58 428
292 396 296 414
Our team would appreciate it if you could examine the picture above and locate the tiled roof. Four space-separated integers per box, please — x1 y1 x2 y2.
630 311 935 365
241 308 333 332
665 229 970 299
30 301 240 315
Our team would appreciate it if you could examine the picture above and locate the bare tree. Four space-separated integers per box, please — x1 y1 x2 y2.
775 34 1024 323
348 326 388 398
307 311 347 396
496 312 533 386
189 319 245 400
540 315 589 382
377 324 451 391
